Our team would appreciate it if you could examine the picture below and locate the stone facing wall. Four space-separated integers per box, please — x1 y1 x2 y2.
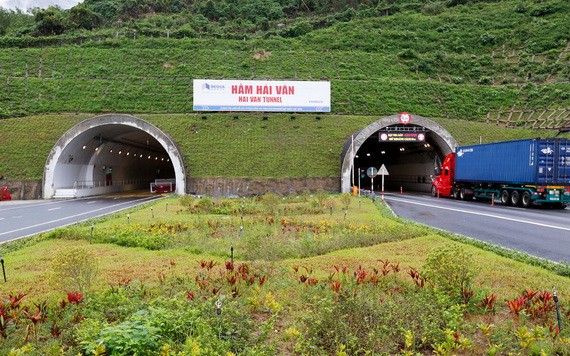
2 177 341 200
2 180 42 200
187 177 341 196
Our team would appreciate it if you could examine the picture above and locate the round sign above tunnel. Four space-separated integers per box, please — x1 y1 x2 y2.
341 114 458 194
43 114 186 199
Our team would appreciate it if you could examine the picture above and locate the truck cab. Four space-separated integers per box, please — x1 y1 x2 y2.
431 153 455 197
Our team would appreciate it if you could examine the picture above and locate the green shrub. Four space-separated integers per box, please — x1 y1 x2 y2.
50 246 99 293
85 314 162 355
260 192 280 215
295 285 457 354
422 244 478 302
101 230 169 250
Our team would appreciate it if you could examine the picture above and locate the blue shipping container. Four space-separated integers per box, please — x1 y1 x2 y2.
455 138 570 185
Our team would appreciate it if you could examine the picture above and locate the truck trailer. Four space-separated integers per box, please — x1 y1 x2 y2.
431 138 570 208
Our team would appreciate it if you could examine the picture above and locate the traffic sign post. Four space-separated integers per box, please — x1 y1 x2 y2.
366 167 378 193
378 164 390 199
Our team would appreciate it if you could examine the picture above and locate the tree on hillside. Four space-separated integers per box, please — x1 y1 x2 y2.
83 0 121 24
0 8 32 36
33 6 67 36
69 6 102 30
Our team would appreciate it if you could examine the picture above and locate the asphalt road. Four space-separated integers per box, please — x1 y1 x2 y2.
0 194 163 244
383 193 570 262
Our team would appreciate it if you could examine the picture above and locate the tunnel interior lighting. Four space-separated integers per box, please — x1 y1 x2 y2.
82 145 86 150
366 153 371 156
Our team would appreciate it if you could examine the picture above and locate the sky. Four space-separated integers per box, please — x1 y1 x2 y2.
0 0 83 11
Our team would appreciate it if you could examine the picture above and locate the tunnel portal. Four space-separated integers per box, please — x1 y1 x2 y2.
341 114 458 194
43 114 186 199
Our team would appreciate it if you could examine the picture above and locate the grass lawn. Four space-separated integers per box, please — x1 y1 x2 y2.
1 194 569 354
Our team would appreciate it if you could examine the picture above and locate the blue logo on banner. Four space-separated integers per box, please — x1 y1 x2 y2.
201 83 225 91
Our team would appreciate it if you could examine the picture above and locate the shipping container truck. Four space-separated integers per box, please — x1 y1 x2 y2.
431 138 570 208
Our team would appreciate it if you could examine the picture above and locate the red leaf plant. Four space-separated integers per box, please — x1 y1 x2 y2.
307 278 318 286
237 263 250 275
67 291 83 304
390 262 401 273
231 286 241 299
226 274 238 286
461 287 476 304
478 293 498 312
23 307 44 343
507 295 527 318
333 265 348 274
8 292 27 309
245 275 256 286
528 290 555 321
50 321 62 338
330 281 342 294
354 266 368 284
225 261 235 271
0 305 14 338
408 268 426 288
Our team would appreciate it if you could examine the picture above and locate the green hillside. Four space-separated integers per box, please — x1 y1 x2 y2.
0 0 568 180
0 113 557 180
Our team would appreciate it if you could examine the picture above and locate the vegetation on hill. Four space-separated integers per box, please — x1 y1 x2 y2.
0 113 556 180
0 0 568 123
0 0 568 179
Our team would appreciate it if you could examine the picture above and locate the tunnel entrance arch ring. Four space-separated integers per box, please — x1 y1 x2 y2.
340 114 458 193
43 114 186 199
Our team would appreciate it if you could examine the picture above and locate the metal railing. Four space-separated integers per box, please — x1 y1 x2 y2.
72 179 150 189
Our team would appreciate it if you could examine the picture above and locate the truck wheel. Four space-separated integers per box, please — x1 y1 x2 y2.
500 190 510 205
510 190 521 206
431 186 437 197
521 191 532 208
459 188 468 200
452 187 459 199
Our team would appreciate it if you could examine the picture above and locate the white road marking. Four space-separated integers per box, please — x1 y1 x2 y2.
385 196 570 232
0 196 158 237
48 207 61 211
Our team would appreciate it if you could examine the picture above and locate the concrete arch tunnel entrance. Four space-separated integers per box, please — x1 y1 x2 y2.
341 114 458 194
43 114 186 199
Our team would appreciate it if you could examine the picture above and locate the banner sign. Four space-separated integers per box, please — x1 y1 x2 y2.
379 131 426 142
193 79 330 112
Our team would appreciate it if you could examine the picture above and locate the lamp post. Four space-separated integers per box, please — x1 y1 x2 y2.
0 255 6 282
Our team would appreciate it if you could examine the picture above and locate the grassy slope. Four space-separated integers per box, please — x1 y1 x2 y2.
0 1 568 119
0 0 567 180
0 113 556 180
